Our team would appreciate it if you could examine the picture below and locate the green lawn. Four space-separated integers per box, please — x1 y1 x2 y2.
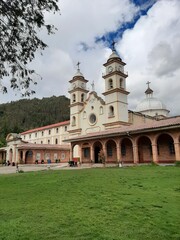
0 166 179 240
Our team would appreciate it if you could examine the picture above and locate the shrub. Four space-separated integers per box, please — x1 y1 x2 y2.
98 150 105 164
151 161 158 166
175 161 180 167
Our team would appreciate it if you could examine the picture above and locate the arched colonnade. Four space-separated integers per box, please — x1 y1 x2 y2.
70 131 180 164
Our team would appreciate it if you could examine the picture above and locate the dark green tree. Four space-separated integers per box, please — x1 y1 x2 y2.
0 0 60 96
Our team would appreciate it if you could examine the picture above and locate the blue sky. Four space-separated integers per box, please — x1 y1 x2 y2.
96 0 156 47
1 0 180 116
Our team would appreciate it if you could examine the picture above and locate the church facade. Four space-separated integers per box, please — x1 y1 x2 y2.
66 49 180 164
0 48 180 165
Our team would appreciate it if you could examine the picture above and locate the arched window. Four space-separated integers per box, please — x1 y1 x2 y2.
120 78 124 88
108 79 113 89
72 116 76 126
109 106 114 117
81 93 85 102
55 138 58 144
72 94 76 103
100 106 103 114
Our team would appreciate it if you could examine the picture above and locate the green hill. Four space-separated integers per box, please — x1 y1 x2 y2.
0 95 70 146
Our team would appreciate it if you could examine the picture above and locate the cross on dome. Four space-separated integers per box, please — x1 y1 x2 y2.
145 81 153 95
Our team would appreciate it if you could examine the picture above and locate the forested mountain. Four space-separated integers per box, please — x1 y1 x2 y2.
0 95 70 146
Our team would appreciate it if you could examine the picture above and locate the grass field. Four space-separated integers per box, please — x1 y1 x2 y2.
0 166 179 240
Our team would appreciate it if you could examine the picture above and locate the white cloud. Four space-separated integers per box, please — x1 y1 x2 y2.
1 0 180 117
118 0 180 115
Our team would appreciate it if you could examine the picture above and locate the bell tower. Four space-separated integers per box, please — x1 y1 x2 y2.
102 43 130 128
68 62 89 135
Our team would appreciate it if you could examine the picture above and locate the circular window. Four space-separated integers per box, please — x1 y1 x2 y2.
89 113 97 124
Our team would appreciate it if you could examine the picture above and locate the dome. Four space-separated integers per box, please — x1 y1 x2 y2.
135 82 170 117
74 69 84 77
136 97 167 112
108 50 121 62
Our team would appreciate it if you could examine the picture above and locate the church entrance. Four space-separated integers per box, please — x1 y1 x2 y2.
25 150 33 164
138 136 152 163
93 141 102 163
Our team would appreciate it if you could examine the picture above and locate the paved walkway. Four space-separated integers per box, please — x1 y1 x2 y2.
0 163 93 175
0 163 153 175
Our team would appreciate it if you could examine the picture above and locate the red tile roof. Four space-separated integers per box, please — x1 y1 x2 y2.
17 143 70 150
21 120 70 135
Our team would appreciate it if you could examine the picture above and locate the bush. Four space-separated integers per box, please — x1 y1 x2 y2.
151 161 158 166
175 161 180 167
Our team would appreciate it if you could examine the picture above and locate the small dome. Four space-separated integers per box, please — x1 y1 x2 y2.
74 69 84 77
136 97 167 112
145 87 153 95
136 82 170 117
108 50 121 61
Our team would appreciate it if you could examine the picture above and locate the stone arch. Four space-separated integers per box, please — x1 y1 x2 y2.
72 144 79 157
25 150 33 164
93 141 103 163
71 143 81 163
138 136 152 163
105 139 117 163
157 133 175 163
120 138 133 163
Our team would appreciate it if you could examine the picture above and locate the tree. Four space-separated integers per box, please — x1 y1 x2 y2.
98 149 105 165
0 0 60 96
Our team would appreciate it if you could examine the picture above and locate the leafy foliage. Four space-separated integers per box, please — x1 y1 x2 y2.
0 95 70 146
98 149 105 164
0 0 60 96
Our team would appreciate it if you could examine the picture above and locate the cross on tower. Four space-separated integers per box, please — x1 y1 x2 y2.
146 81 151 88
77 61 80 71
91 81 95 91
112 40 116 51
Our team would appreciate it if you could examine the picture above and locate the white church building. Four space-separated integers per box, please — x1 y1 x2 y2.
0 47 180 165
